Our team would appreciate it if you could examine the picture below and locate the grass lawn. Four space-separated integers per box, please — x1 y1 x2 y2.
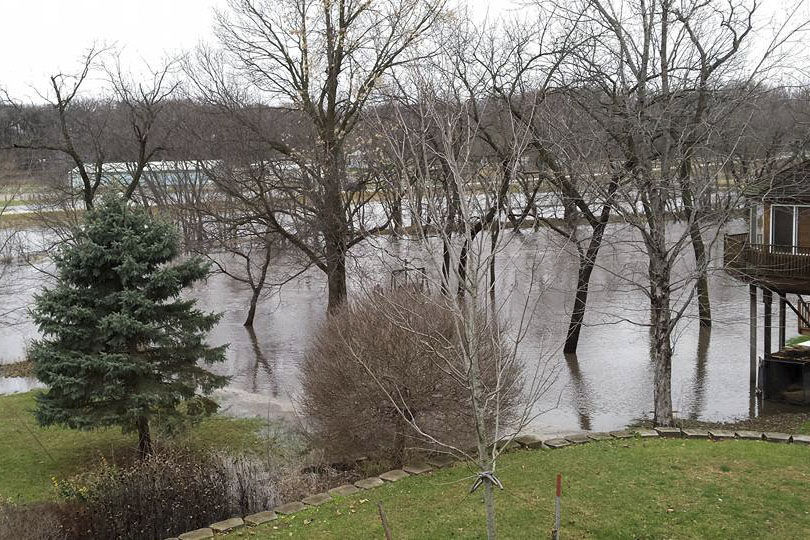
228 438 810 539
0 391 267 502
786 334 810 347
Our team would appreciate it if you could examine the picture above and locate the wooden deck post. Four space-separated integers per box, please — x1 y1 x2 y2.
749 284 757 386
778 293 787 350
763 289 773 358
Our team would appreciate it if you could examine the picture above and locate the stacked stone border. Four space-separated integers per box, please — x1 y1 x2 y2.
171 428 810 539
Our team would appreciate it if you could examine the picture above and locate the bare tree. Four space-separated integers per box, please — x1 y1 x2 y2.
367 43 563 539
0 181 21 326
469 10 623 354
563 0 805 425
187 0 444 311
9 47 179 209
207 227 275 328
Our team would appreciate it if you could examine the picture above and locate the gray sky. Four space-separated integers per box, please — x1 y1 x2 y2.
0 0 225 99
0 0 803 101
0 0 521 100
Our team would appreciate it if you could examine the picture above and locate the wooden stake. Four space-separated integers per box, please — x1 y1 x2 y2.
378 501 394 540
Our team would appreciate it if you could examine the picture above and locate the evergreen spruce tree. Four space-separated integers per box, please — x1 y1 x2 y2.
30 196 228 457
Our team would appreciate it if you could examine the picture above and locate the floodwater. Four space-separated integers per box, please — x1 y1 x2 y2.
0 219 800 433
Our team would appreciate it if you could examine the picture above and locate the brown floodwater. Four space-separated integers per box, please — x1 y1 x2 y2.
0 219 802 433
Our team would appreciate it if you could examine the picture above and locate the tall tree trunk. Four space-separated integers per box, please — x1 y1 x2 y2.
483 479 497 540
392 197 404 235
457 240 468 298
489 224 498 307
441 236 452 296
324 148 348 313
681 179 711 327
563 178 617 353
650 254 674 427
137 416 152 459
564 250 594 354
458 259 498 540
690 226 711 327
244 247 271 327
326 244 347 312
244 288 260 327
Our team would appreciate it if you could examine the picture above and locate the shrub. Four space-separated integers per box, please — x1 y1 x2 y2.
0 501 69 540
299 288 521 467
53 448 278 540
2 444 357 540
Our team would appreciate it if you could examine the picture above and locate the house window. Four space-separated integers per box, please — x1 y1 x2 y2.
771 205 796 252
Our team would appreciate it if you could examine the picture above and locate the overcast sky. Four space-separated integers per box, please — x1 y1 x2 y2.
0 0 527 100
0 0 224 99
0 0 804 101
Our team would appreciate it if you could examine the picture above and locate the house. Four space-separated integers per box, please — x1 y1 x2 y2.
724 160 810 404
68 160 219 193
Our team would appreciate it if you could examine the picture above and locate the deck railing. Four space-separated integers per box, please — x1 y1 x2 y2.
724 233 810 282
799 298 810 335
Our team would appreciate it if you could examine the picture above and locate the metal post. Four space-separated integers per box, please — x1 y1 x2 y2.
749 285 757 387
763 289 773 358
552 473 561 540
779 293 787 350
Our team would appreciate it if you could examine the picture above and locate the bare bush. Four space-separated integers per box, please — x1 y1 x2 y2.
299 287 522 467
0 501 68 540
48 448 276 540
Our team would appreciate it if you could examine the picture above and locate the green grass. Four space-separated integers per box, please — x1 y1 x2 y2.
228 438 810 540
0 391 267 502
786 334 810 347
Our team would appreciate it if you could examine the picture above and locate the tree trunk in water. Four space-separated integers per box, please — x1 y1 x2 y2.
244 249 271 327
680 175 711 328
137 416 152 459
564 255 592 354
562 187 614 354
244 288 260 327
689 222 712 328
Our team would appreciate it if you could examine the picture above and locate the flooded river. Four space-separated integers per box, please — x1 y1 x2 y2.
0 219 799 433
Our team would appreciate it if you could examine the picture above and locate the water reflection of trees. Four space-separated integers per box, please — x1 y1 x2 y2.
246 326 278 397
688 327 711 420
564 353 592 431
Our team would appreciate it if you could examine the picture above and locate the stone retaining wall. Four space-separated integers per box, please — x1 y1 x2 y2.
171 428 810 539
